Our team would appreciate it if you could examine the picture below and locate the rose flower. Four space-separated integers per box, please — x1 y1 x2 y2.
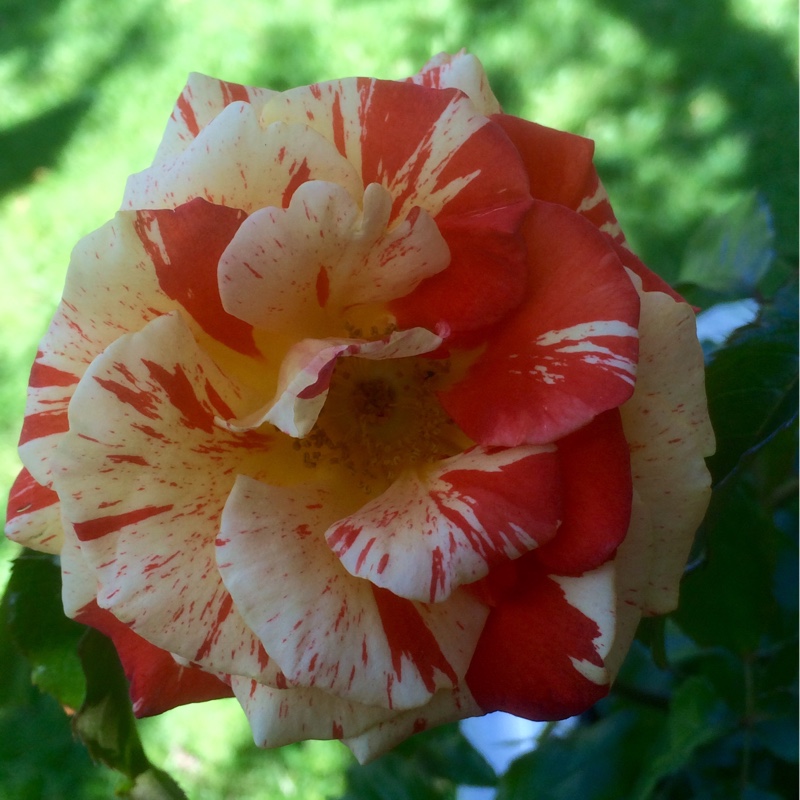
6 52 713 762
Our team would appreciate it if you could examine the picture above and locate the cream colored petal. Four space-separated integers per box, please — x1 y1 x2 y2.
620 287 714 615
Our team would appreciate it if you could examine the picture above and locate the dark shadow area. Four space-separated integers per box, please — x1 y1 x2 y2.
0 3 168 201
0 95 93 195
593 0 797 259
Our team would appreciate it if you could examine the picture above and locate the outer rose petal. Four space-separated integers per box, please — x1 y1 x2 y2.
217 475 488 710
466 562 615 719
230 676 394 750
152 73 278 167
123 103 362 214
5 468 62 553
492 113 683 300
223 327 444 438
75 601 233 716
327 444 561 603
52 313 280 684
18 202 259 490
620 283 714 614
219 180 449 336
441 202 640 446
411 51 502 116
343 686 483 764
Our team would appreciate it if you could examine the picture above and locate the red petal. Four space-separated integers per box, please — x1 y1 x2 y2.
133 199 259 356
441 202 640 446
75 600 233 717
466 564 609 719
535 410 632 575
4 468 62 553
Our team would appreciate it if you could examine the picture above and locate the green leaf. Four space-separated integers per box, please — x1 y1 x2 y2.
675 479 780 653
704 279 798 485
72 628 187 800
630 676 732 799
496 710 663 800
341 723 496 800
4 551 87 709
679 192 775 296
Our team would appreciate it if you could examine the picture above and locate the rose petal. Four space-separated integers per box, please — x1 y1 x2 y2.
230 675 393 750
534 409 633 575
326 443 561 603
152 73 278 167
262 77 533 335
222 327 444 438
218 181 449 336
466 561 614 719
5 468 62 553
133 198 259 355
217 475 488 710
603 491 651 678
411 51 502 116
440 201 640 446
620 285 714 614
75 600 233 716
52 312 279 683
343 686 483 764
123 102 362 214
492 113 684 300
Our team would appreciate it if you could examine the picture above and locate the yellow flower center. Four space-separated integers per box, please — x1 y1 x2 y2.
293 355 471 495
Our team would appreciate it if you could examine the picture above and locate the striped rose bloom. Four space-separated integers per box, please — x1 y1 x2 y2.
6 52 713 762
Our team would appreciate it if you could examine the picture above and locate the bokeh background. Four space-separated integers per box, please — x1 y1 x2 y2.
0 0 796 798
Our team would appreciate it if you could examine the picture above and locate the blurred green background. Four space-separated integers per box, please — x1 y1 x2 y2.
0 0 796 797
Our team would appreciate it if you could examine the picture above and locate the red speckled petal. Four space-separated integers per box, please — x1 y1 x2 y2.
343 685 483 764
75 600 233 716
4 468 62 553
18 206 258 490
493 113 683 300
133 199 258 356
326 444 561 603
152 73 278 167
219 181 449 335
440 202 640 447
52 313 279 684
534 409 633 576
123 102 362 214
217 475 488 711
410 51 502 116
230 676 394 750
224 327 443 438
466 562 615 719
620 284 714 614
263 78 533 335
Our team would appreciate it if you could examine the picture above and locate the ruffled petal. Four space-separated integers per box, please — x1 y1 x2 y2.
123 102 362 214
466 561 615 719
230 676 393 750
222 327 444 438
343 685 483 764
440 201 640 446
152 73 278 167
326 444 561 603
5 468 62 553
218 181 449 336
75 600 233 716
620 286 714 614
263 77 533 335
217 475 488 710
411 51 502 116
52 312 279 684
